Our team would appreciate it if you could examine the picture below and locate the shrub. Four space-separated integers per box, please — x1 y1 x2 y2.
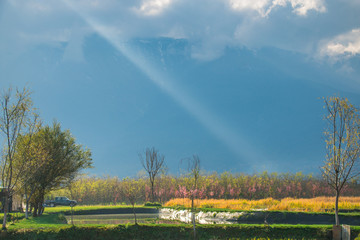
144 202 162 207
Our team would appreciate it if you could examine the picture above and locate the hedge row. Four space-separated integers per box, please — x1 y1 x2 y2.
0 224 349 240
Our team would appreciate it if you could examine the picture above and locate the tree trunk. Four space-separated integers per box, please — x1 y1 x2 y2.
71 206 74 225
25 202 29 219
151 181 155 202
33 203 38 217
38 202 44 216
2 195 9 229
191 197 196 239
132 204 137 225
37 190 45 216
24 193 29 219
335 190 340 226
25 189 35 219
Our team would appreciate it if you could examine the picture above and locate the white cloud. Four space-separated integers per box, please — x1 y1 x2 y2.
288 0 326 16
136 0 173 16
228 0 326 17
320 28 360 59
229 0 271 16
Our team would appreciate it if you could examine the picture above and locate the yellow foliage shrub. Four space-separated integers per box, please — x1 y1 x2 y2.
164 197 360 212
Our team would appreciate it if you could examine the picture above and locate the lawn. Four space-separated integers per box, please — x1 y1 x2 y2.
6 213 68 229
1 205 157 229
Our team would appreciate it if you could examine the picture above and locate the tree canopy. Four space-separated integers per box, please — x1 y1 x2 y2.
15 121 93 216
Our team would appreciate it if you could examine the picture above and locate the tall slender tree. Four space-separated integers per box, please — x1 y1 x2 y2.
140 147 165 202
321 96 360 226
0 87 33 229
122 177 143 225
181 154 201 239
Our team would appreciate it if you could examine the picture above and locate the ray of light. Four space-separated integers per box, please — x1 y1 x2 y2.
62 0 271 171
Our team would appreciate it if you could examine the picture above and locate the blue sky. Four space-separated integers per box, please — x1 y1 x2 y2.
0 0 360 177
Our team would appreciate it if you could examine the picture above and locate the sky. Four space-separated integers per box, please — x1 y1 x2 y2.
0 0 359 177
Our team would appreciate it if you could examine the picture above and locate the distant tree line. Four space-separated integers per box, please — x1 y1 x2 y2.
49 171 360 205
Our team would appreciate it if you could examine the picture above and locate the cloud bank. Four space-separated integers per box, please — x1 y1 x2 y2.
228 0 326 17
0 0 359 63
136 0 174 16
320 28 360 59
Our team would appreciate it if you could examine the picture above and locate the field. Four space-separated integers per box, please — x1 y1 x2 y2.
165 197 360 212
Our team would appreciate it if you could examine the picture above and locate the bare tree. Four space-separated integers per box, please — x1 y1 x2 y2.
321 96 360 226
139 147 165 202
0 87 33 229
183 155 201 240
122 177 142 225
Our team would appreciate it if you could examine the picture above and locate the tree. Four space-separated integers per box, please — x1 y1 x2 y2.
182 155 200 239
28 122 92 216
122 178 143 225
13 117 46 219
321 96 360 226
140 147 165 202
0 87 33 229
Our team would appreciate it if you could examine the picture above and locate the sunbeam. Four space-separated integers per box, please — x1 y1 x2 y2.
62 0 271 171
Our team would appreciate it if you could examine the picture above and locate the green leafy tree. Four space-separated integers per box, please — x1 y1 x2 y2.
28 122 92 216
321 96 360 226
13 118 46 219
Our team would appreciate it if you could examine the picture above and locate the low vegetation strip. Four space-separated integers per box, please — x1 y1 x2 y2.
165 197 360 212
44 205 158 215
1 224 352 240
235 211 360 225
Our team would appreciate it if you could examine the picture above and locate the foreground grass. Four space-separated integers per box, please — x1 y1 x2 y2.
1 212 360 239
0 220 350 240
6 213 68 230
165 197 360 213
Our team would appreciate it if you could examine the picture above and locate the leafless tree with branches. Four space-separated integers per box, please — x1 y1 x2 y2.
140 147 165 202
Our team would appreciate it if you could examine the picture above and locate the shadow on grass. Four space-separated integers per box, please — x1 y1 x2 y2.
7 213 68 229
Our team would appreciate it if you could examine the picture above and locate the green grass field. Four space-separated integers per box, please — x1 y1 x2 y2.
43 204 154 213
6 213 68 229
